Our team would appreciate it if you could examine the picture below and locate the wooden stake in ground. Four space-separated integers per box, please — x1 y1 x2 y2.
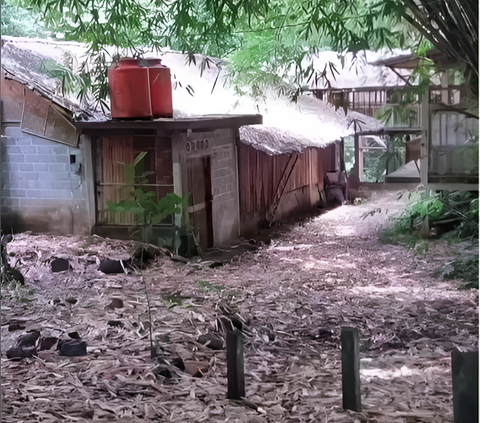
451 349 478 423
226 330 245 399
341 327 361 412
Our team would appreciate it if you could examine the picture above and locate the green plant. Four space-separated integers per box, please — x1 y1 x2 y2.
104 152 188 359
2 280 34 303
106 190 187 234
433 256 479 289
105 152 188 244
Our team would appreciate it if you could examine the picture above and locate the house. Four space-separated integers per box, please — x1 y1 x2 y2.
365 51 478 190
1 37 382 255
308 50 426 184
0 39 99 236
376 52 478 191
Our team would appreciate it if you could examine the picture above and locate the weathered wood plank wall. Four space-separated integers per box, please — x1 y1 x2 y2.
238 142 336 225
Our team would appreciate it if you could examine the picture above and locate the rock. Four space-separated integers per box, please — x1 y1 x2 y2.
171 355 185 371
15 330 40 348
68 331 81 340
99 259 128 274
184 361 209 378
6 346 37 360
38 336 59 351
58 339 87 357
152 365 173 379
197 332 224 350
106 298 124 310
51 258 71 272
8 323 26 332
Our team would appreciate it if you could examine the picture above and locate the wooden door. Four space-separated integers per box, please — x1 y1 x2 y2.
186 156 213 251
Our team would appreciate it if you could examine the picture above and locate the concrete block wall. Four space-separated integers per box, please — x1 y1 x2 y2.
211 129 236 204
210 128 239 246
1 127 93 235
173 128 240 247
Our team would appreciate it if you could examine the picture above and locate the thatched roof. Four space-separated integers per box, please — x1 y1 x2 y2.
1 36 383 155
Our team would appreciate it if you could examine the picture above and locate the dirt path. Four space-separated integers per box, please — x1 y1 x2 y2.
1 189 478 422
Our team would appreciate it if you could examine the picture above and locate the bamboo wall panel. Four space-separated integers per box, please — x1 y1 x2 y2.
102 137 135 224
99 136 174 225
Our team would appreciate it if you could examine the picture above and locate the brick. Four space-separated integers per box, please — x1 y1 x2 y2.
0 136 18 146
31 137 56 146
34 163 48 171
48 180 73 190
6 189 27 198
25 154 56 163
20 172 40 181
18 180 37 189
42 171 70 180
56 154 70 164
36 146 53 154
4 127 24 137
19 163 35 171
8 154 26 163
52 145 70 154
41 190 72 200
20 146 38 154
2 163 19 172
1 197 19 206
5 146 23 154
25 189 43 199
5 180 19 189
19 198 55 207
48 163 68 172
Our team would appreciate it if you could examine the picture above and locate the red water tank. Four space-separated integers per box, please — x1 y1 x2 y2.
108 57 173 119
142 58 173 119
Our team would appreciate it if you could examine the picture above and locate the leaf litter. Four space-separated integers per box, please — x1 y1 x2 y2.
1 189 478 422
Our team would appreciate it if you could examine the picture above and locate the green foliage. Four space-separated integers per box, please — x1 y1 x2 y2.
37 58 86 96
1 280 34 303
16 0 478 109
106 191 187 226
388 189 479 239
1 0 50 38
104 152 188 244
437 256 479 289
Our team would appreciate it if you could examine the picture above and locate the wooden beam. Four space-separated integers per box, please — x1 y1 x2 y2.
452 350 478 423
341 327 361 412
226 330 245 400
76 114 263 136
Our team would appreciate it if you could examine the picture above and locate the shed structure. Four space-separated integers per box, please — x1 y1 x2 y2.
2 36 382 254
370 52 479 191
1 40 99 235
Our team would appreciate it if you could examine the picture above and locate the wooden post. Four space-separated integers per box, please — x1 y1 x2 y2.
226 330 245 400
341 327 361 412
451 350 478 423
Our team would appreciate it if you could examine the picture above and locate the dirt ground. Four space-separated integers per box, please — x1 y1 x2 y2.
1 187 478 422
